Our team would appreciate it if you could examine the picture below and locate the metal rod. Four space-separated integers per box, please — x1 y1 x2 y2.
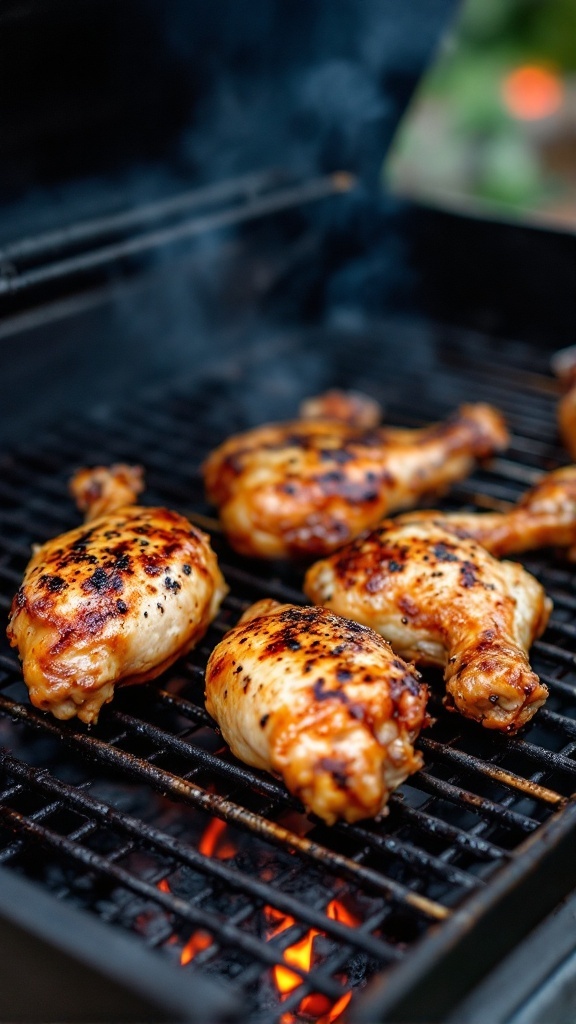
0 750 400 965
507 736 576 775
419 738 564 807
388 798 508 861
414 772 539 833
0 695 448 922
0 173 355 296
340 824 482 891
110 706 292 801
538 707 576 738
0 169 288 264
533 638 576 667
125 695 490 890
0 804 346 1001
539 673 576 700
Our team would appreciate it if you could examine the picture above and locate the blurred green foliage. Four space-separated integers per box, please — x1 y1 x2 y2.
386 0 576 220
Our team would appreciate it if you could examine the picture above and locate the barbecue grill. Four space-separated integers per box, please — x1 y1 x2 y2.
1 319 576 1023
2 2 576 1021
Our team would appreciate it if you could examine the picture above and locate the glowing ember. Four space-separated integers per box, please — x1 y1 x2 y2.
275 926 318 994
267 905 296 938
322 991 353 1022
326 899 358 928
267 898 359 1021
180 930 212 965
502 64 563 120
199 816 236 859
279 991 352 1024
156 876 213 964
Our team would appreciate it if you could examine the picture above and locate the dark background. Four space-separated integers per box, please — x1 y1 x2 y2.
0 0 574 445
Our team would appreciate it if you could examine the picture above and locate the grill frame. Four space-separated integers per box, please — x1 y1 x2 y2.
0 865 238 1023
1 321 576 1022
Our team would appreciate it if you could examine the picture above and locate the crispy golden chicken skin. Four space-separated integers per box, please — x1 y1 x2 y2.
71 463 145 521
205 600 428 824
7 465 227 725
202 396 509 559
304 522 551 732
394 465 576 559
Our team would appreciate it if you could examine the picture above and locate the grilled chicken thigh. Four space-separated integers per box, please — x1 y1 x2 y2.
8 465 227 724
304 521 551 731
205 600 428 824
202 396 508 559
394 466 576 559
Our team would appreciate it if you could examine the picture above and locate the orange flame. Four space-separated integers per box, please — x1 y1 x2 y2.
267 898 359 1020
180 930 212 965
326 898 358 928
502 64 563 120
199 817 236 859
156 876 213 964
275 926 319 994
266 905 296 938
279 990 352 1023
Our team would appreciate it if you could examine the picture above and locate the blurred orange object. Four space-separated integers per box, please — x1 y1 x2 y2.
502 64 564 120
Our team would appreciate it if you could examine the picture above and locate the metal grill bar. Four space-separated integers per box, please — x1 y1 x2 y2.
413 772 539 833
0 805 350 1002
140 694 484 891
538 708 576 738
0 693 448 921
339 824 482 892
507 737 576 775
0 169 287 265
0 173 353 297
0 751 399 966
1 323 576 1022
539 674 576 700
533 639 576 666
387 799 509 861
419 738 564 806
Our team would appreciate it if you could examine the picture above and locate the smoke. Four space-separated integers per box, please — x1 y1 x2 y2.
0 1 456 446
174 1 454 183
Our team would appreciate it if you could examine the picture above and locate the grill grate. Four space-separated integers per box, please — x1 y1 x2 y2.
0 325 576 1022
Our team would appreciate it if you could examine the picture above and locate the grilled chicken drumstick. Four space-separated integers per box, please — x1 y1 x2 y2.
202 394 508 559
8 465 227 724
205 600 428 824
393 465 576 559
304 521 551 732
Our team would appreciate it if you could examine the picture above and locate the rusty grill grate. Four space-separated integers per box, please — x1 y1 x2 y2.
0 326 575 1022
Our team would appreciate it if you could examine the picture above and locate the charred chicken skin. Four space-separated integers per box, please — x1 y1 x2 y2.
304 521 551 732
7 465 227 724
202 395 509 559
205 600 428 824
394 465 576 559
